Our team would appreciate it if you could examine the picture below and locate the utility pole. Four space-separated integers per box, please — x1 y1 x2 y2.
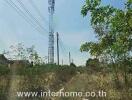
62 59 63 65
56 32 59 65
72 59 74 63
69 52 71 65
48 0 55 64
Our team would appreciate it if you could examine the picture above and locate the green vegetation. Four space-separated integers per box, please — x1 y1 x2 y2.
0 65 132 100
81 0 132 88
0 65 10 75
0 0 131 100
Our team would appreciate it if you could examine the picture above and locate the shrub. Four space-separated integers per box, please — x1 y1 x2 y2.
0 65 10 75
86 58 101 71
70 63 76 67
56 66 76 82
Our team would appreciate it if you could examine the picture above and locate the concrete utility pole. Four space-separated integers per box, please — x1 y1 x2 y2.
56 32 59 65
48 0 55 64
62 59 63 65
69 52 71 65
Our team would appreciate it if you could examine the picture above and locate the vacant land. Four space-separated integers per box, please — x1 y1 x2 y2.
0 65 132 100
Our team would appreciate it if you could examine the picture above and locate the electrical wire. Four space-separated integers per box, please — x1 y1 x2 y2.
4 0 47 36
16 0 48 33
29 0 48 24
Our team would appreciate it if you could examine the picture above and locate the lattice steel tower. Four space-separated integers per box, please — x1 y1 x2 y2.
48 0 55 63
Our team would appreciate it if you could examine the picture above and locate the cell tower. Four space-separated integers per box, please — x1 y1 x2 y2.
48 0 55 64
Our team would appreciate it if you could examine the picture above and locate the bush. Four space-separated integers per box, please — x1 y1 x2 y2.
0 65 10 75
70 63 76 67
86 58 101 71
56 66 77 82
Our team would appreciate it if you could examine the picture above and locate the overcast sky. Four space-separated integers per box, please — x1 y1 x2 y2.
0 0 125 65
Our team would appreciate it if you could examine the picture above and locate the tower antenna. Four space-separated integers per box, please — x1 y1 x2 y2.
48 0 55 64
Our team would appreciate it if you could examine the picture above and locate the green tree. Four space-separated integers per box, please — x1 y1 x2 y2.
81 0 132 86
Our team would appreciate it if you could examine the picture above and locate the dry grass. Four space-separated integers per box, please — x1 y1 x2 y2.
0 66 132 100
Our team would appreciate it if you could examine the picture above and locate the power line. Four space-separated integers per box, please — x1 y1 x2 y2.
58 36 68 65
59 42 67 55
29 0 48 24
59 37 68 54
16 0 48 33
55 34 67 64
4 0 46 35
16 0 48 32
